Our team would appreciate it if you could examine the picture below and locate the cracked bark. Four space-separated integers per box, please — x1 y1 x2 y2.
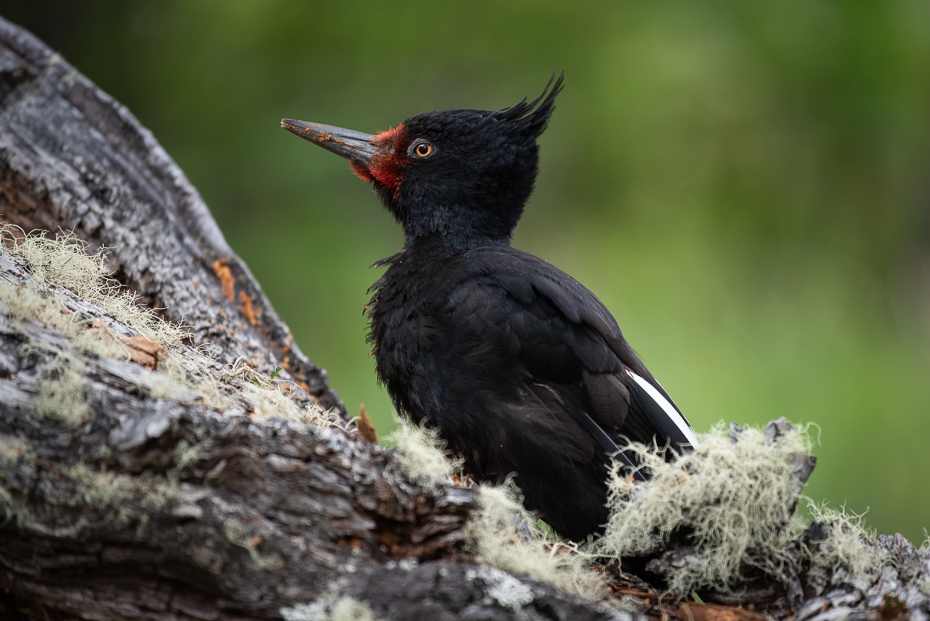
0 15 337 413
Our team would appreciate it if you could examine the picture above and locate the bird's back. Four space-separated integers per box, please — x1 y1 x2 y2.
368 241 695 540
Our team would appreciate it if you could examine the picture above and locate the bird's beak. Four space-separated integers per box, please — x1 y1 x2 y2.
281 119 376 168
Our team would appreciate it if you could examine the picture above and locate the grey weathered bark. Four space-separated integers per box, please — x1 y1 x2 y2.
1 14 928 621
0 14 338 413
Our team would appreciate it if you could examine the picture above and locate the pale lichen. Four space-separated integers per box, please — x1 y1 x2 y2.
0 278 126 360
1 224 184 347
596 423 812 594
466 481 605 598
390 418 605 598
805 502 885 579
0 434 33 526
468 566 535 611
224 518 284 570
387 418 464 490
64 462 176 525
2 225 338 431
282 595 380 621
33 354 87 427
595 421 889 597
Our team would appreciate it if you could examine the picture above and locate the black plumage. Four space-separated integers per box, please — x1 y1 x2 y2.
282 75 697 540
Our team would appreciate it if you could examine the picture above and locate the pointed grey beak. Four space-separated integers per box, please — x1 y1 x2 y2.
281 119 376 168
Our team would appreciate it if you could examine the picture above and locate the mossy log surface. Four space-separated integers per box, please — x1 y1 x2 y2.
0 225 626 621
2 14 928 621
0 245 617 621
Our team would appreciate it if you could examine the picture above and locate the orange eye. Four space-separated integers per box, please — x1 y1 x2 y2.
414 142 433 157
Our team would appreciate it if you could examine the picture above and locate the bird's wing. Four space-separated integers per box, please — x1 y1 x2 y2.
530 259 699 449
449 247 698 451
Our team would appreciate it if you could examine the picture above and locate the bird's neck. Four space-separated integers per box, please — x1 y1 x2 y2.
401 230 510 258
389 193 521 257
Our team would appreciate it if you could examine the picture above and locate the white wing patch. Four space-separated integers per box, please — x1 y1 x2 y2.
626 369 700 449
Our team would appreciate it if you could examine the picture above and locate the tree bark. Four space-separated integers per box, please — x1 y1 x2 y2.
0 15 338 413
1 14 927 621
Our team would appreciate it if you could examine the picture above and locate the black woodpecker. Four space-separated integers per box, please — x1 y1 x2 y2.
282 74 698 541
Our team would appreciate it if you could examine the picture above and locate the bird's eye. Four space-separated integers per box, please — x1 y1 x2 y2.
414 142 433 157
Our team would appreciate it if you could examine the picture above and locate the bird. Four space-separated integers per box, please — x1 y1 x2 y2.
282 74 698 540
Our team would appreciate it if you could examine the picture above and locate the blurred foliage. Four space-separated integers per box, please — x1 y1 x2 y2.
4 0 929 541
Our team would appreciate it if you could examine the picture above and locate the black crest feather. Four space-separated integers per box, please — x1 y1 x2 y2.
495 71 565 137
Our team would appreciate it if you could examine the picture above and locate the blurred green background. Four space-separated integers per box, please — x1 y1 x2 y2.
4 1 929 542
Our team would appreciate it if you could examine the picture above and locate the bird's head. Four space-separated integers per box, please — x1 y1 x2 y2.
283 74 563 251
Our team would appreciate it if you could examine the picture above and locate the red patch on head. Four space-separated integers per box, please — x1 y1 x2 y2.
353 124 410 197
